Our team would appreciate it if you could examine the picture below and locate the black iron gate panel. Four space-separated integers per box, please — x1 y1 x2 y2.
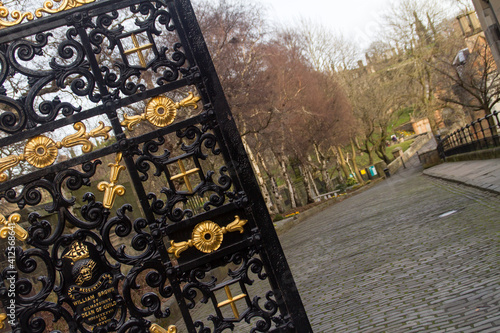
0 1 312 332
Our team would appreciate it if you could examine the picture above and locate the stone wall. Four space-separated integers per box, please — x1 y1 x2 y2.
446 146 500 162
387 132 434 175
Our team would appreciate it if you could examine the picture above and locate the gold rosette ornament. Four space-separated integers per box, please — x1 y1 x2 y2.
24 136 59 168
145 96 178 127
167 216 248 258
192 221 224 253
121 92 201 131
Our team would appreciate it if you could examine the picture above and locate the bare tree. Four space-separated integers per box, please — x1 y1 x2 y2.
435 38 500 119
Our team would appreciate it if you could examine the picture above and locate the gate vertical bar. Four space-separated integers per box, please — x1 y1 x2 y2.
169 0 313 331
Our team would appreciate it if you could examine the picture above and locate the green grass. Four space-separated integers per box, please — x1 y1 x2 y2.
392 107 413 129
355 139 414 169
387 140 413 156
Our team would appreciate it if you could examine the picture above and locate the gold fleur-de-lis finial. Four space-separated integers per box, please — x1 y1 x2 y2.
97 152 126 209
0 313 7 329
0 213 28 241
149 324 177 333
0 121 112 182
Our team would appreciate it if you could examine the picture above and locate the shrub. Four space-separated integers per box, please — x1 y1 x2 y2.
346 177 357 186
273 214 284 222
335 183 347 192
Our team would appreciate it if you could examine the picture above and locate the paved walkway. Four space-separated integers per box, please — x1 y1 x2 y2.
279 155 500 332
172 154 500 332
424 159 500 195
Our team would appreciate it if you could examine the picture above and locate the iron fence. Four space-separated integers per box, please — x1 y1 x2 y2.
438 111 500 158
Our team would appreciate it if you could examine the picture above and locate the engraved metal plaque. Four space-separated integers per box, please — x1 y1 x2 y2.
62 241 119 327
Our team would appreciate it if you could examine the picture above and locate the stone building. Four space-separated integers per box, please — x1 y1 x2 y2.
470 0 500 67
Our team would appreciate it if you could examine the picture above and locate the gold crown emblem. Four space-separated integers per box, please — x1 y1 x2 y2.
63 241 90 262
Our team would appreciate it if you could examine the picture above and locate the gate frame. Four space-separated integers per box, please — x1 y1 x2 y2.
0 0 313 332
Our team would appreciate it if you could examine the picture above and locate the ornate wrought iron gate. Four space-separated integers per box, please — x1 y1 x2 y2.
0 0 312 332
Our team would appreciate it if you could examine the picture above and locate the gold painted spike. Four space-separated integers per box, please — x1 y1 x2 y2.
167 216 247 258
97 152 126 209
35 0 96 18
0 213 28 241
149 324 177 333
0 313 7 329
121 92 200 131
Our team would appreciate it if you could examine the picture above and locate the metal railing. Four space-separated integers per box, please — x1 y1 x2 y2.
437 110 500 158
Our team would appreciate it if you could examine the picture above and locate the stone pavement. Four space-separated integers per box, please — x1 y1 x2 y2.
278 157 500 332
171 153 500 332
423 159 500 195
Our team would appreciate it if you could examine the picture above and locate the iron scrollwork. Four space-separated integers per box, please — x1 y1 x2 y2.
136 123 235 223
180 250 289 333
0 30 100 134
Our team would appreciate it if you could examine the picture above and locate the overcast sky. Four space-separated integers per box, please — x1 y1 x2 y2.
259 0 396 49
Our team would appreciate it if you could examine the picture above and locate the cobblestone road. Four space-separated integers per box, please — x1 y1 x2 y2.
282 161 500 332
172 154 500 332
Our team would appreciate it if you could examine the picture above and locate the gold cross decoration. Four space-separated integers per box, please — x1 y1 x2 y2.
217 285 247 320
170 159 200 193
123 33 154 68
0 213 28 241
